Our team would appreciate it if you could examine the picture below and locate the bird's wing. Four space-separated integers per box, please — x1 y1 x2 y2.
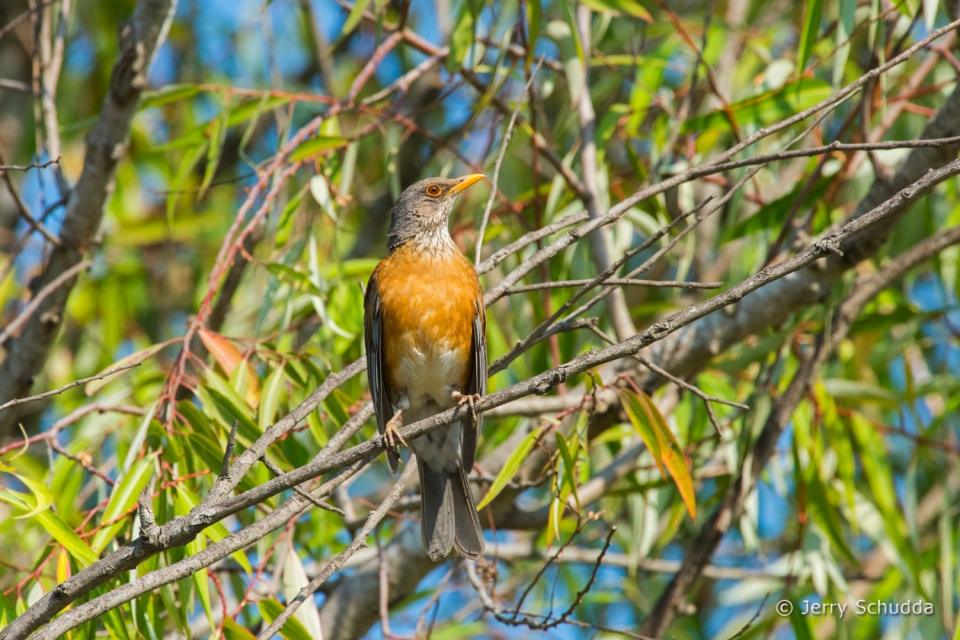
363 270 399 472
462 299 486 472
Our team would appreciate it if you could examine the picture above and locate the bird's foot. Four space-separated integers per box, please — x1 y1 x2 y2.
384 409 407 452
452 391 482 424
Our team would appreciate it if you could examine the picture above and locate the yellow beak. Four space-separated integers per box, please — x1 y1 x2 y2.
451 174 485 194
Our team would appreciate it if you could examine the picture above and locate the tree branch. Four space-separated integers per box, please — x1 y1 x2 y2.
0 0 178 437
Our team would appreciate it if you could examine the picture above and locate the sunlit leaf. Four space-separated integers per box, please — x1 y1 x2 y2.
289 136 349 163
621 389 696 521
258 598 314 640
476 424 546 511
797 0 823 73
140 83 203 109
578 0 652 22
259 363 286 432
84 339 178 396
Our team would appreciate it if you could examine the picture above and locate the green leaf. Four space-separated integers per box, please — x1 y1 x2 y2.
0 487 99 566
259 363 286 432
526 0 541 66
140 83 203 109
340 0 374 41
0 590 16 630
84 339 176 396
723 178 830 242
199 94 231 199
204 369 261 444
681 77 832 135
258 598 314 640
429 622 489 640
578 0 653 22
9 473 54 519
554 431 580 508
849 411 921 582
154 95 291 151
821 379 899 408
834 0 855 86
620 389 696 521
476 424 546 510
276 185 309 246
447 0 477 72
289 136 348 162
266 264 325 298
797 0 823 74
222 618 258 640
90 455 156 553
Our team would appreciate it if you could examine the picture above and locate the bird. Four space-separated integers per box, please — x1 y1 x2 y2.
363 174 487 562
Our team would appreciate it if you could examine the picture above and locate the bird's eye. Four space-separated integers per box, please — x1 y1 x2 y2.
426 185 442 196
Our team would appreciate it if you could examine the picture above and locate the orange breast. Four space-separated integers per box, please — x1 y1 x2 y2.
373 244 481 396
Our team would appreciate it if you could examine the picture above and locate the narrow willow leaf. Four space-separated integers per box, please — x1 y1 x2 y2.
222 617 258 640
309 174 338 222
266 264 325 298
340 0 374 42
797 0 823 73
259 363 286 432
140 83 202 109
833 0 855 87
0 488 99 565
84 339 178 396
11 474 54 519
554 431 580 508
447 0 476 72
621 389 696 521
578 0 653 22
199 94 230 199
258 598 314 640
166 143 207 226
526 0 542 66
0 590 16 629
289 136 348 162
476 424 545 510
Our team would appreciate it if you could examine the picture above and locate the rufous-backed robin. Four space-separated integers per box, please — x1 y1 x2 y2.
364 174 486 561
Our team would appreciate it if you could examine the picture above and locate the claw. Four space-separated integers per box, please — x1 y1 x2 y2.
384 409 407 452
452 391 482 424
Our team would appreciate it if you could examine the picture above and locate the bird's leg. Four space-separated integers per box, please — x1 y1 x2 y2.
452 391 482 425
384 409 407 451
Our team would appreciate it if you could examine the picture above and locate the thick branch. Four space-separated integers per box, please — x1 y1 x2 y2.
0 0 178 436
638 222 960 637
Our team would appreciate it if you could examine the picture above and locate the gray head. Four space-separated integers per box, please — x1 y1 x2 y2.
386 174 484 252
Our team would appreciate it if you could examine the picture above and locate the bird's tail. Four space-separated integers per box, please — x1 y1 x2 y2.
417 459 484 561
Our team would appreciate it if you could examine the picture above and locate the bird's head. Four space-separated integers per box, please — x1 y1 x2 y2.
386 174 484 252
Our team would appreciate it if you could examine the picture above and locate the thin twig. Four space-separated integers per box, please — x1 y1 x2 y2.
0 258 92 347
0 156 61 172
505 278 723 294
260 454 345 515
474 56 544 266
0 360 141 414
255 462 418 640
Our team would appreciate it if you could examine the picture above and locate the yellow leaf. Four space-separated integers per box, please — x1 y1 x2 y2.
620 389 696 521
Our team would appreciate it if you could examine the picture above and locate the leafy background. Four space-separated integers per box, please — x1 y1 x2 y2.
0 0 959 638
